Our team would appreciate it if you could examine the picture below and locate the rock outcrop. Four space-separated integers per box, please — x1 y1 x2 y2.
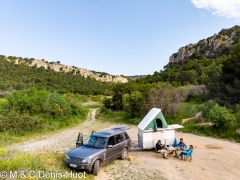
6 58 128 83
169 25 240 63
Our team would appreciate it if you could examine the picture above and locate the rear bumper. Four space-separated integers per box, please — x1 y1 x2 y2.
65 159 92 172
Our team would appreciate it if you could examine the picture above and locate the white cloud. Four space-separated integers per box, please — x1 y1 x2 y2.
191 0 240 19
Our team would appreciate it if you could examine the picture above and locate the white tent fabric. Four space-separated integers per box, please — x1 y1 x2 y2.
137 108 161 130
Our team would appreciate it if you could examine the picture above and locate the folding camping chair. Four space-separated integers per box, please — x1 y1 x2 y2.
183 148 193 162
155 146 164 157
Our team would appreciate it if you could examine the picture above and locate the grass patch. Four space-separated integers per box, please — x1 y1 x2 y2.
0 132 23 147
82 101 103 109
167 102 200 124
98 109 140 125
0 108 89 148
180 119 240 142
0 149 94 180
0 98 7 116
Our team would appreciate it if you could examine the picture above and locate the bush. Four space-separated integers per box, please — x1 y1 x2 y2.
144 84 187 116
103 97 113 109
100 106 110 114
6 87 71 116
129 91 144 118
206 104 237 128
0 112 44 135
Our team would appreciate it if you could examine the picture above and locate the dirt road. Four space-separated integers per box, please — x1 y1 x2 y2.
11 109 240 180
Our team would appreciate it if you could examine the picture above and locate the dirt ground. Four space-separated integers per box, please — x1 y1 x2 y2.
10 109 240 180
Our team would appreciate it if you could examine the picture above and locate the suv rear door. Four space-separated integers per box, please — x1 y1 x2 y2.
114 133 125 156
105 136 117 163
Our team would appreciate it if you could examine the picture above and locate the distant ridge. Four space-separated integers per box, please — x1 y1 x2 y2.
3 55 128 83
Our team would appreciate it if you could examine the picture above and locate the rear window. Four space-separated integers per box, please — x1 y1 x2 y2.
123 132 129 140
115 134 124 143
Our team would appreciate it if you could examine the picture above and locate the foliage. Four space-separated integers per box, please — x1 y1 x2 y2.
99 110 141 125
5 87 70 116
181 120 240 142
0 55 111 95
129 91 144 117
144 84 206 116
198 100 217 118
122 94 130 113
206 104 237 128
168 102 200 125
0 112 44 136
0 88 88 137
0 149 94 180
0 149 45 171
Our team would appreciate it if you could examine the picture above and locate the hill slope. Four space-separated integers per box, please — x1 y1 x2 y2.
0 55 111 95
169 25 240 62
3 55 128 83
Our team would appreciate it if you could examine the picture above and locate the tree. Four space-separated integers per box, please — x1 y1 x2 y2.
122 94 130 113
206 104 236 128
143 84 187 116
129 91 144 117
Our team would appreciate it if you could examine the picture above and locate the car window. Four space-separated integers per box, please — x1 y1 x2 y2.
108 136 116 146
84 135 107 149
123 132 129 140
115 134 124 143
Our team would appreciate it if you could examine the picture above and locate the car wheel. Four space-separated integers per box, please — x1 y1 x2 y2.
93 160 99 176
120 148 128 160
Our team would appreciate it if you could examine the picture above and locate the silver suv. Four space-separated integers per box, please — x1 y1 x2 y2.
65 126 132 175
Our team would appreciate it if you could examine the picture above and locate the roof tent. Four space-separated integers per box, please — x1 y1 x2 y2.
138 108 168 132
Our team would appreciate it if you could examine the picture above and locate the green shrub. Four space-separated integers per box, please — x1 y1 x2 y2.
0 112 44 135
206 104 237 128
198 100 216 118
5 87 71 117
100 106 110 114
103 97 113 109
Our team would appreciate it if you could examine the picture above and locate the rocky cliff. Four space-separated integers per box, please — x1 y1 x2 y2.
5 57 128 83
169 25 240 63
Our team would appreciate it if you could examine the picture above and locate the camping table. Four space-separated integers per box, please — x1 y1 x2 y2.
165 146 180 157
165 146 177 151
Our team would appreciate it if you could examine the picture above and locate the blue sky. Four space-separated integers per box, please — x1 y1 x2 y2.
0 0 239 76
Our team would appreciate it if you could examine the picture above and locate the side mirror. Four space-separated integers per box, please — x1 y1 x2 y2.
107 145 113 148
76 133 83 148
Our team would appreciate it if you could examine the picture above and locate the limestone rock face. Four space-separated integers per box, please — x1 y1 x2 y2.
169 26 240 63
7 58 128 83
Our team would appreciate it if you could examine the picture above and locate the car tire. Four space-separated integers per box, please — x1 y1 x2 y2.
93 160 99 176
120 148 128 160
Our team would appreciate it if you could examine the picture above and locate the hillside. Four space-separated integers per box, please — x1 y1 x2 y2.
169 25 240 62
3 55 128 83
0 55 112 95
135 25 240 107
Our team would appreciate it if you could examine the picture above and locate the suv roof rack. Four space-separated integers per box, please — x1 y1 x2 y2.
111 126 130 131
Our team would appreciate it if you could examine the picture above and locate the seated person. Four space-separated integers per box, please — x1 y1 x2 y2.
155 140 168 159
170 138 187 157
177 138 187 150
174 138 187 157
179 145 193 160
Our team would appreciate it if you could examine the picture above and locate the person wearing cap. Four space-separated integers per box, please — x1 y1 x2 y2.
155 140 168 159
